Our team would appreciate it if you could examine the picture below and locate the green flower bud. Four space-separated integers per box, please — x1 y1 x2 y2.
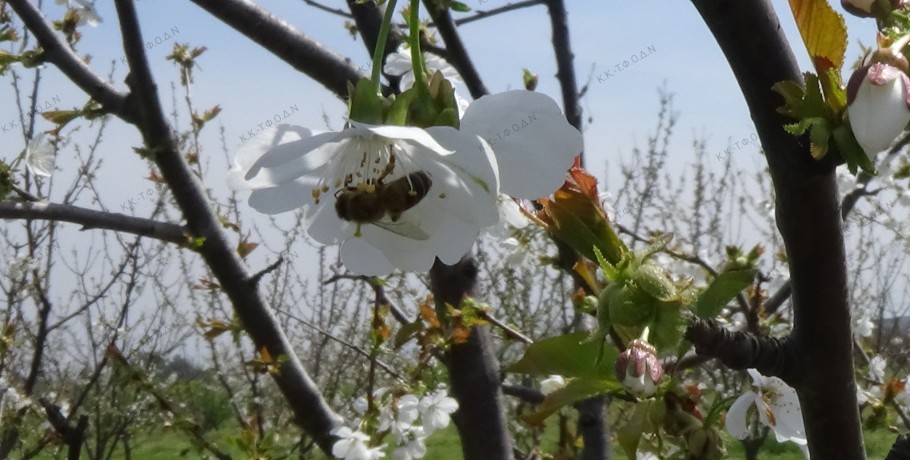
632 260 676 301
605 282 656 327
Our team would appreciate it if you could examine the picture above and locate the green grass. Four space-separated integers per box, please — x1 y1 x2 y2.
27 422 900 459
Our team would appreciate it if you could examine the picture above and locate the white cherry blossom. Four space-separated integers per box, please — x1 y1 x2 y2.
725 369 808 458
55 0 101 26
230 91 581 275
229 122 499 275
331 426 384 460
25 134 55 178
417 389 458 435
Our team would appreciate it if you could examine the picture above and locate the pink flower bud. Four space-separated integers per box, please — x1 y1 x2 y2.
615 339 664 398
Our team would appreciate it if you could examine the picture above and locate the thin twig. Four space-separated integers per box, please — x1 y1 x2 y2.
478 309 533 344
304 0 353 18
454 0 546 26
6 0 136 122
274 306 405 381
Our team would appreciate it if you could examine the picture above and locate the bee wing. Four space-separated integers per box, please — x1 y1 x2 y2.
369 218 431 240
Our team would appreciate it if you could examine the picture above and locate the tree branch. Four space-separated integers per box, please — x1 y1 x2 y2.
430 257 513 460
6 0 137 122
544 0 582 131
188 0 365 98
423 0 488 98
109 0 344 454
684 318 796 381
0 201 188 245
304 0 353 18
454 0 546 26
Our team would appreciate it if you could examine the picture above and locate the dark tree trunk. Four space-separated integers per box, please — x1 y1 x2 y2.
431 257 513 460
690 0 864 458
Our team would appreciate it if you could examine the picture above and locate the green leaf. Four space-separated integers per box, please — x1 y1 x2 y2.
832 122 876 175
393 320 425 348
506 332 618 380
618 400 656 459
695 268 757 319
41 110 81 126
772 80 808 117
449 1 471 12
524 378 621 425
592 246 619 280
808 117 831 159
786 0 847 71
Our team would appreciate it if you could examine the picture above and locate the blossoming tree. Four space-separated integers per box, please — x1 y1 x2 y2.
3 0 910 459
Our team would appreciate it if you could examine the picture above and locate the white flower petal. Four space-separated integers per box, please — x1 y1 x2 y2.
540 375 567 395
25 134 55 177
227 125 334 191
725 392 757 440
247 176 321 214
460 91 582 198
340 237 396 276
351 122 453 157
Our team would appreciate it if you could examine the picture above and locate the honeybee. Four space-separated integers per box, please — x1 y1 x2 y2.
335 171 433 239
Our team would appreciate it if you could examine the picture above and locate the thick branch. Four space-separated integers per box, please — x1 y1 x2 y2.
109 0 343 454
431 257 513 460
886 434 910 460
189 0 363 98
544 0 582 132
0 201 187 245
690 1 863 458
6 0 136 122
38 399 88 460
346 0 400 65
684 318 796 381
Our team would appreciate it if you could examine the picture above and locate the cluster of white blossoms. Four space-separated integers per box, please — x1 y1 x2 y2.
0 378 30 429
229 60 582 275
331 388 458 460
856 355 910 410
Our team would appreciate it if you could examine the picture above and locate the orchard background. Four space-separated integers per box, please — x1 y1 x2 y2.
1 0 910 459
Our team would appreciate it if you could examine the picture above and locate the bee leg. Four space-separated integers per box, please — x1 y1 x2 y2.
354 224 363 237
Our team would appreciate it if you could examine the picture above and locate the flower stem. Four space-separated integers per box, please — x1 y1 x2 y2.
408 0 428 94
370 0 399 94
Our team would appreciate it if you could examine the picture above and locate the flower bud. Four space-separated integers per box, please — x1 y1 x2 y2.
604 282 656 327
615 339 663 398
842 0 877 16
842 0 908 17
846 62 910 159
